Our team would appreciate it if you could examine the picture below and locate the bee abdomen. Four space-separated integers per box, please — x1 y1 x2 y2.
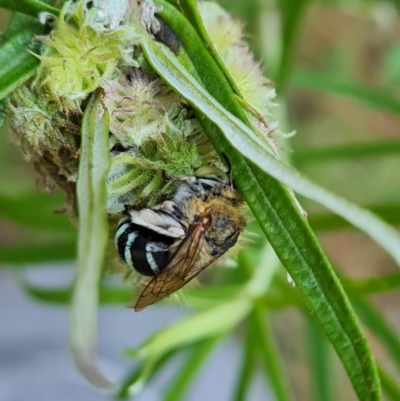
115 220 174 276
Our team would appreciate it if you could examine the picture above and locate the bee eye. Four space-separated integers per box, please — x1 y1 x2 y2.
223 230 240 250
214 216 229 230
206 216 240 256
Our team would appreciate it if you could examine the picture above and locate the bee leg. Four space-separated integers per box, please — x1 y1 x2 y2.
122 270 134 283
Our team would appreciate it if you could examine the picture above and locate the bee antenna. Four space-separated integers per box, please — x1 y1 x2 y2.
220 153 231 171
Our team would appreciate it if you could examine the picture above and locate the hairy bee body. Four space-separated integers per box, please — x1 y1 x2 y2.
115 220 175 276
115 168 246 310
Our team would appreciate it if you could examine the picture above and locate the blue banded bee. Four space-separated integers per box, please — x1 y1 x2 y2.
115 166 246 311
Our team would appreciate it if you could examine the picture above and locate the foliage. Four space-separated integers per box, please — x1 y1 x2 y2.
1 1 400 401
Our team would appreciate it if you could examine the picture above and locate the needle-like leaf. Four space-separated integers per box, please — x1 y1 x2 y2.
70 90 112 389
0 0 59 18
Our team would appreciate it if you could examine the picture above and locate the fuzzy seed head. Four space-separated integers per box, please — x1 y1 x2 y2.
33 0 139 112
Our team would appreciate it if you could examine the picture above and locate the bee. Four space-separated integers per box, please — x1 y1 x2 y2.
114 166 246 311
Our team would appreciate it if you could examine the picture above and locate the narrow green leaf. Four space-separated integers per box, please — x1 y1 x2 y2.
116 348 189 399
344 273 400 296
309 204 400 231
70 91 112 389
0 192 75 233
22 283 71 303
293 140 400 167
0 30 40 100
378 365 400 401
116 345 203 400
0 8 51 101
0 0 59 17
231 317 257 401
154 0 253 128
115 364 144 400
278 0 310 87
0 98 6 127
129 299 251 360
156 0 242 97
163 337 221 401
307 319 332 401
252 308 293 401
20 283 132 305
290 68 400 115
136 16 382 401
353 298 400 370
0 240 75 264
123 298 251 396
3 6 41 40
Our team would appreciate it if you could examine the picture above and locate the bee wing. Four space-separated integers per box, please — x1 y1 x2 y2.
134 220 214 311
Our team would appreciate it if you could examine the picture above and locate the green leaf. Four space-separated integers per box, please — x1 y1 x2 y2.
0 192 75 233
20 283 132 305
307 319 332 401
0 0 59 17
231 317 257 401
0 240 75 264
70 91 112 389
130 299 251 359
252 308 293 401
116 364 145 400
293 140 400 167
309 204 400 231
123 299 251 395
157 0 242 97
116 350 178 399
136 11 382 401
163 337 221 401
0 98 6 127
0 11 47 100
352 298 400 370
21 282 71 303
3 5 40 40
117 341 213 400
290 68 400 115
378 365 400 401
278 0 310 87
343 273 400 296
0 30 40 100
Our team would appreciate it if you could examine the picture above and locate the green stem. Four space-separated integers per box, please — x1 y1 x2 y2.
307 319 332 401
252 307 293 401
163 337 221 401
378 365 400 401
231 321 257 401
